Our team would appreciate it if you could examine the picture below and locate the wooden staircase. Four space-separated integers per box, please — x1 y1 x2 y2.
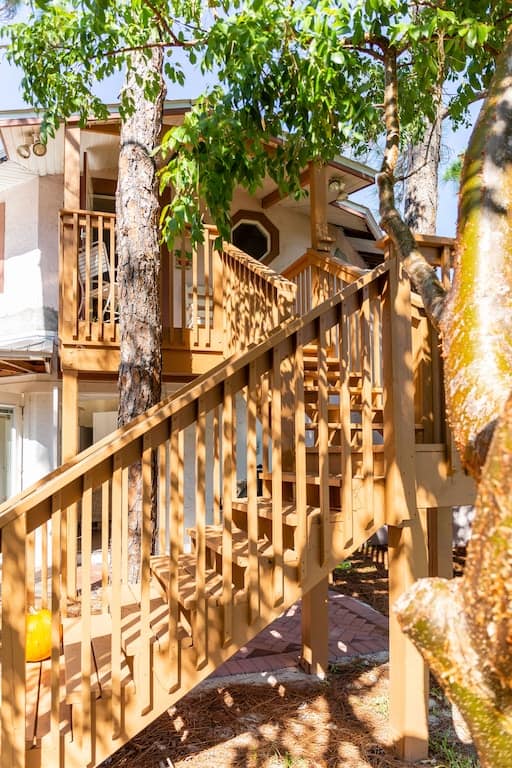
0 251 475 768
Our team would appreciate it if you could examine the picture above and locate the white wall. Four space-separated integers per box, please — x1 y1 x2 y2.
0 174 62 341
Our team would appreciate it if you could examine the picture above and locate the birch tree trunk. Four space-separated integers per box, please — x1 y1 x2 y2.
116 46 165 583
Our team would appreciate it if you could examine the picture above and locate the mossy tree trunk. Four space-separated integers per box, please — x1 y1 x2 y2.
391 32 512 767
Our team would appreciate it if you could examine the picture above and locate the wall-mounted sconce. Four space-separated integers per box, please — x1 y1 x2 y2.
328 175 348 202
16 133 47 159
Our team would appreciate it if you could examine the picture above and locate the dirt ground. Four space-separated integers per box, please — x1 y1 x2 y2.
102 548 479 768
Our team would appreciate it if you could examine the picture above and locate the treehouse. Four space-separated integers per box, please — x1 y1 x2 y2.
0 105 475 768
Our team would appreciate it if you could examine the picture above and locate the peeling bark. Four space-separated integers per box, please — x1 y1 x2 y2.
117 47 165 583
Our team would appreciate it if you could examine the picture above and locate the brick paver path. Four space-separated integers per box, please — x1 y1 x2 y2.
211 590 388 677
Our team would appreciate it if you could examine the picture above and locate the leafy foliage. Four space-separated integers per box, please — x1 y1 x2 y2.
159 0 510 244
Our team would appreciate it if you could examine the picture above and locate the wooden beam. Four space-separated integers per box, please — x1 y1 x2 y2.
261 168 310 209
301 576 329 678
64 125 81 210
309 163 331 251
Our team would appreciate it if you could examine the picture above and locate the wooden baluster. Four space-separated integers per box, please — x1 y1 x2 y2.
247 362 260 623
180 236 186 333
122 466 129 584
204 231 211 345
318 313 330 566
195 398 207 667
158 441 168 555
169 242 175 344
339 301 353 546
41 523 49 608
1 514 26 768
294 331 308 584
97 214 104 342
261 373 271 500
72 212 79 339
168 422 183 691
139 436 153 713
222 380 234 645
111 454 123 739
101 478 110 613
79 474 93 761
213 406 221 525
272 344 284 604
192 240 199 346
84 212 92 339
213 240 223 340
109 217 117 341
26 530 35 609
360 285 374 533
51 493 63 762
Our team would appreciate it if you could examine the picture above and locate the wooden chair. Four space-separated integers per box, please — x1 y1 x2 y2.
78 240 117 321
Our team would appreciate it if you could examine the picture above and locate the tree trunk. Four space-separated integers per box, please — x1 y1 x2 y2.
395 32 512 767
403 100 443 234
116 46 165 583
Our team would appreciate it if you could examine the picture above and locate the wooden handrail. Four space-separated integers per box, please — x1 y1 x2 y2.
0 259 390 529
220 242 296 353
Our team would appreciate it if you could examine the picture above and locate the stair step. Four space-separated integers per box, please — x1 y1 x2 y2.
185 526 278 567
259 470 342 486
305 445 384 454
150 553 245 610
232 498 343 525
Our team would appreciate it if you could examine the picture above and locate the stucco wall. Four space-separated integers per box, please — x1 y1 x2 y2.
0 174 62 341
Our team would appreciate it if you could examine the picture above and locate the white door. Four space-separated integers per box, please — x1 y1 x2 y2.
0 404 22 503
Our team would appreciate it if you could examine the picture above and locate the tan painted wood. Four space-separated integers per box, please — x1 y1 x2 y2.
62 368 79 603
360 285 374 533
222 380 234 644
388 520 429 761
213 406 221 525
301 576 329 679
247 362 260 624
339 301 353 546
79 475 92 761
64 126 80 210
139 438 153 714
1 514 27 768
50 493 63 763
110 454 123 740
382 256 418 526
168 423 182 690
272 345 284 604
426 507 453 579
195 398 207 667
317 314 330 566
294 331 308 584
309 163 330 251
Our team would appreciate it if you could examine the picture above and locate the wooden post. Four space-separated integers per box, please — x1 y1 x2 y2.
301 575 329 679
62 368 79 601
64 125 81 210
388 521 429 761
425 507 453 579
1 515 27 768
383 254 429 760
309 163 331 252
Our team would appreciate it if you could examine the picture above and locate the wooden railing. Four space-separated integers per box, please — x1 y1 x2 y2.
282 248 366 315
0 253 458 768
221 242 296 353
59 212 296 366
